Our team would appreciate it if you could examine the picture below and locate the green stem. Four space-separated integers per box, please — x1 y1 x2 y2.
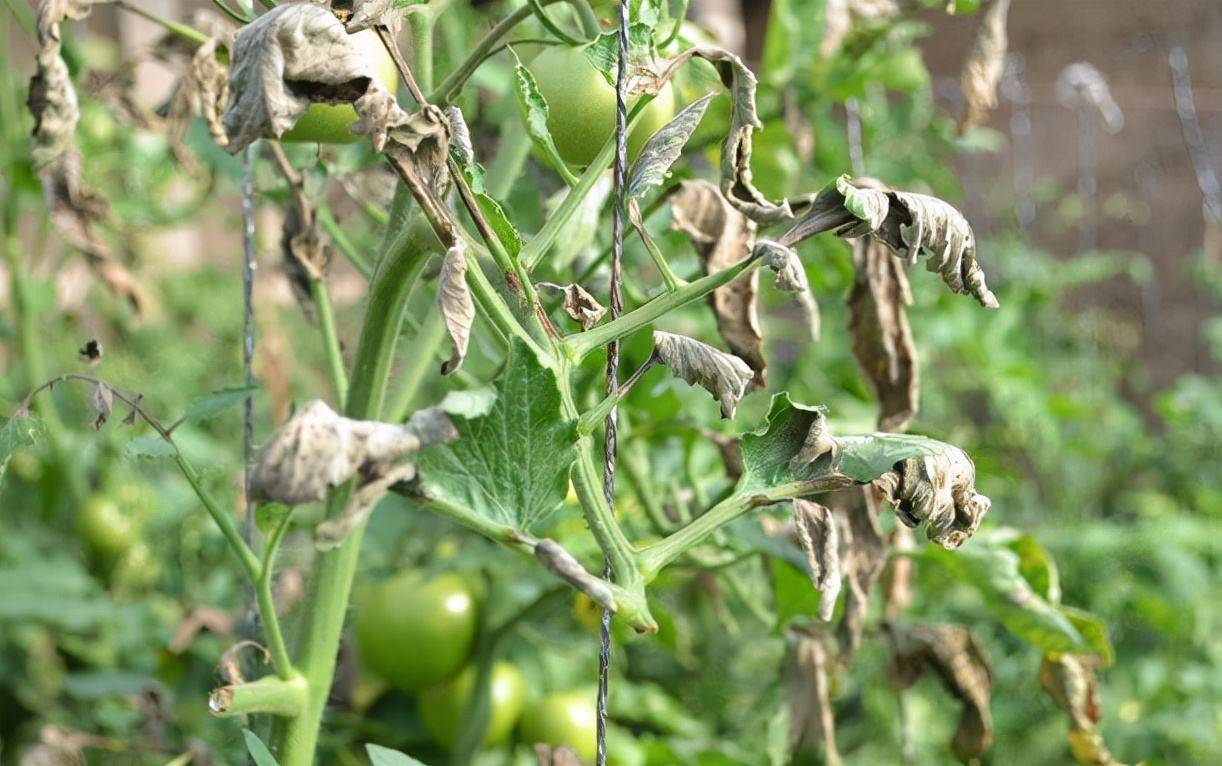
409 8 434 93
384 311 446 422
429 5 535 105
526 0 585 45
113 0 209 46
568 0 602 39
421 496 536 552
485 120 532 200
210 675 307 718
566 254 763 358
309 278 348 407
174 453 262 582
638 224 684 292
257 509 295 679
636 490 757 579
272 183 430 765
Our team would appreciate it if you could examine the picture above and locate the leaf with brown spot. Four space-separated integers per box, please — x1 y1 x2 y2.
756 239 821 341
280 203 332 322
221 4 380 152
793 500 841 622
653 331 755 419
541 282 606 330
958 0 1011 133
887 623 993 764
438 238 474 375
848 235 918 431
670 180 765 386
1039 655 1130 766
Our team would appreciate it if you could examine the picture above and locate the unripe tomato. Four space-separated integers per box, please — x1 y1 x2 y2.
112 540 162 589
520 689 598 763
355 572 478 691
77 495 138 562
279 29 398 144
420 661 526 750
529 46 677 166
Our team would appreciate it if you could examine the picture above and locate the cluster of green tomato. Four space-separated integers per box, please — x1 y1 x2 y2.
280 32 675 169
357 573 602 761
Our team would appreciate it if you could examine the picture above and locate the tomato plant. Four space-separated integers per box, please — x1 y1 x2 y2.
3 1 1202 765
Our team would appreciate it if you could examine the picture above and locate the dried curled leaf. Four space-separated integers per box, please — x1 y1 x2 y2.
222 4 379 152
534 539 616 612
1056 62 1124 134
786 630 842 765
541 282 606 330
783 175 999 308
670 180 765 386
438 238 474 375
848 235 918 431
29 45 78 169
831 487 889 659
657 47 793 224
344 0 401 34
167 35 230 148
653 331 754 419
789 407 840 470
888 623 993 763
250 400 456 506
1039 655 1128 766
281 203 332 321
958 0 1011 132
755 239 820 340
353 95 451 197
793 500 841 622
88 382 112 431
872 448 990 549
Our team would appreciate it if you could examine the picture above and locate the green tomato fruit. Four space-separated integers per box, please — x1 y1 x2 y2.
112 540 162 588
529 46 677 166
356 572 478 691
77 495 138 562
520 690 598 763
279 29 397 144
420 661 526 750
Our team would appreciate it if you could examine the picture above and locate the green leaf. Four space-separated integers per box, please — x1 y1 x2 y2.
770 557 824 630
124 435 177 460
366 743 428 766
183 385 258 424
738 393 949 492
439 387 497 418
474 192 523 260
513 62 578 184
417 342 578 532
1061 605 1115 667
0 413 45 477
922 541 1095 656
989 529 1061 603
255 502 293 537
583 24 658 87
243 730 280 766
627 93 714 199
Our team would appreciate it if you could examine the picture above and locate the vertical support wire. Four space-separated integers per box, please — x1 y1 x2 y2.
1169 46 1222 223
598 2 631 765
240 145 258 636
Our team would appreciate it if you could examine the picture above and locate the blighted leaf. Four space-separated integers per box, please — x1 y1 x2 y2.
222 4 379 152
353 94 452 200
755 239 820 340
281 203 332 320
831 487 888 658
670 180 765 385
89 382 112 430
28 44 79 169
820 0 899 58
958 0 1010 132
788 407 840 470
438 238 474 375
793 500 841 622
922 541 1095 655
534 539 616 611
345 0 403 34
250 400 456 506
167 35 230 149
786 630 842 764
416 343 578 532
887 623 993 763
848 235 918 431
653 331 755 419
783 175 999 308
627 94 714 199
541 282 606 330
871 446 990 549
1056 62 1124 134
1039 655 1128 766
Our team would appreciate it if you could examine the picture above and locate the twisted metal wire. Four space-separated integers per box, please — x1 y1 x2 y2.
598 2 632 765
240 145 258 652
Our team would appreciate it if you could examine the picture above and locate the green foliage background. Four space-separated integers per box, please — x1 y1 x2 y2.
1 1 1219 765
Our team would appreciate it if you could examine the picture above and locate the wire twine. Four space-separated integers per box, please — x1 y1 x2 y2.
598 3 632 765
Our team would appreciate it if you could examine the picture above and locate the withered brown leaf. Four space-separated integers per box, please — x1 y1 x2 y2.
958 0 1011 133
438 238 474 375
786 629 843 765
1039 655 1129 766
653 330 755 419
670 180 765 386
872 448 991 549
793 499 841 622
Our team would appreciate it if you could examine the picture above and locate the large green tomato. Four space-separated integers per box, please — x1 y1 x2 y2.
280 29 397 144
519 690 598 763
529 46 677 166
420 661 526 750
355 572 478 691
77 495 139 562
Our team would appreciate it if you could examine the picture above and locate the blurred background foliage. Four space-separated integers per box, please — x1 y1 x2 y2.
1 0 1219 765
